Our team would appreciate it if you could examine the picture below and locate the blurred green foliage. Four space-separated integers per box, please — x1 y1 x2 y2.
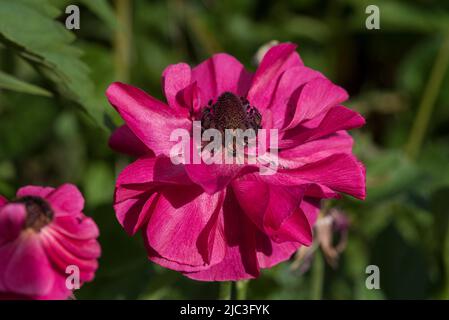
1 0 449 299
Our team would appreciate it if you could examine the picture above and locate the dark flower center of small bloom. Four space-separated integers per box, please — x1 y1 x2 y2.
201 92 262 135
14 196 54 232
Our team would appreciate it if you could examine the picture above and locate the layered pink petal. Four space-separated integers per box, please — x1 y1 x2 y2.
45 227 101 261
0 204 26 245
116 156 192 187
0 272 71 300
34 272 71 300
265 208 311 244
114 156 197 235
185 162 256 195
178 81 202 115
115 192 158 235
257 173 339 199
41 231 98 281
146 240 220 272
248 43 303 111
146 187 226 267
269 66 324 129
185 190 259 281
256 197 319 268
46 184 84 216
283 78 349 130
0 234 54 297
16 186 54 198
162 63 192 116
280 106 365 148
109 125 152 157
301 197 321 226
232 178 312 245
276 153 366 200
255 231 300 269
191 53 253 103
52 215 99 240
106 82 191 156
114 183 152 204
278 131 354 169
268 197 319 243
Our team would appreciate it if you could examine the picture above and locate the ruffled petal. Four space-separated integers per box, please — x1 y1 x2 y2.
185 162 256 195
278 131 354 169
0 234 54 297
255 198 319 268
270 66 324 129
33 272 71 300
114 156 197 235
268 197 319 244
16 186 54 199
46 184 84 217
178 81 203 115
146 245 213 272
191 53 253 103
255 231 300 269
248 43 303 111
51 215 99 240
232 178 312 245
41 230 99 281
185 189 259 281
280 106 365 149
116 156 192 187
0 203 26 245
146 187 226 267
275 153 366 200
162 62 192 116
283 78 348 130
114 192 158 235
44 227 101 261
106 82 192 156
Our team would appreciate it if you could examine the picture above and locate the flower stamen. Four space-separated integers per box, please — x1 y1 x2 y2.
201 92 262 134
14 196 54 232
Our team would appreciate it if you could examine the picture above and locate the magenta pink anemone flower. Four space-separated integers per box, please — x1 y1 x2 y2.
107 42 365 281
0 184 100 299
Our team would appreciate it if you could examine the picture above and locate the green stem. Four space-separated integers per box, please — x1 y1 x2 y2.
405 33 449 159
236 280 249 300
219 281 248 300
219 282 232 300
310 250 324 300
114 0 132 82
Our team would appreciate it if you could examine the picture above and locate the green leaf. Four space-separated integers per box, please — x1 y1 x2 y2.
0 0 106 128
0 70 52 96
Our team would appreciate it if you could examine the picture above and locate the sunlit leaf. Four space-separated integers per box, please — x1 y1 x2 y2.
0 70 52 96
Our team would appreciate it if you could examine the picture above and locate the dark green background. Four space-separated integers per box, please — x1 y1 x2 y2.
1 0 449 299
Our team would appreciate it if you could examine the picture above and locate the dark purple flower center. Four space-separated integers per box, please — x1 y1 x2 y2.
14 196 54 232
201 92 262 134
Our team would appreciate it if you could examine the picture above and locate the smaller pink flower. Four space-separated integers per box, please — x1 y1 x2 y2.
0 184 101 300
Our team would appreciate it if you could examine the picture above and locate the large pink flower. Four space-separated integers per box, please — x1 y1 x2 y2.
0 184 101 299
107 42 365 281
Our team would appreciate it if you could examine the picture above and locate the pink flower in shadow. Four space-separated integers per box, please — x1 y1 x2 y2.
0 184 100 299
107 42 365 281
